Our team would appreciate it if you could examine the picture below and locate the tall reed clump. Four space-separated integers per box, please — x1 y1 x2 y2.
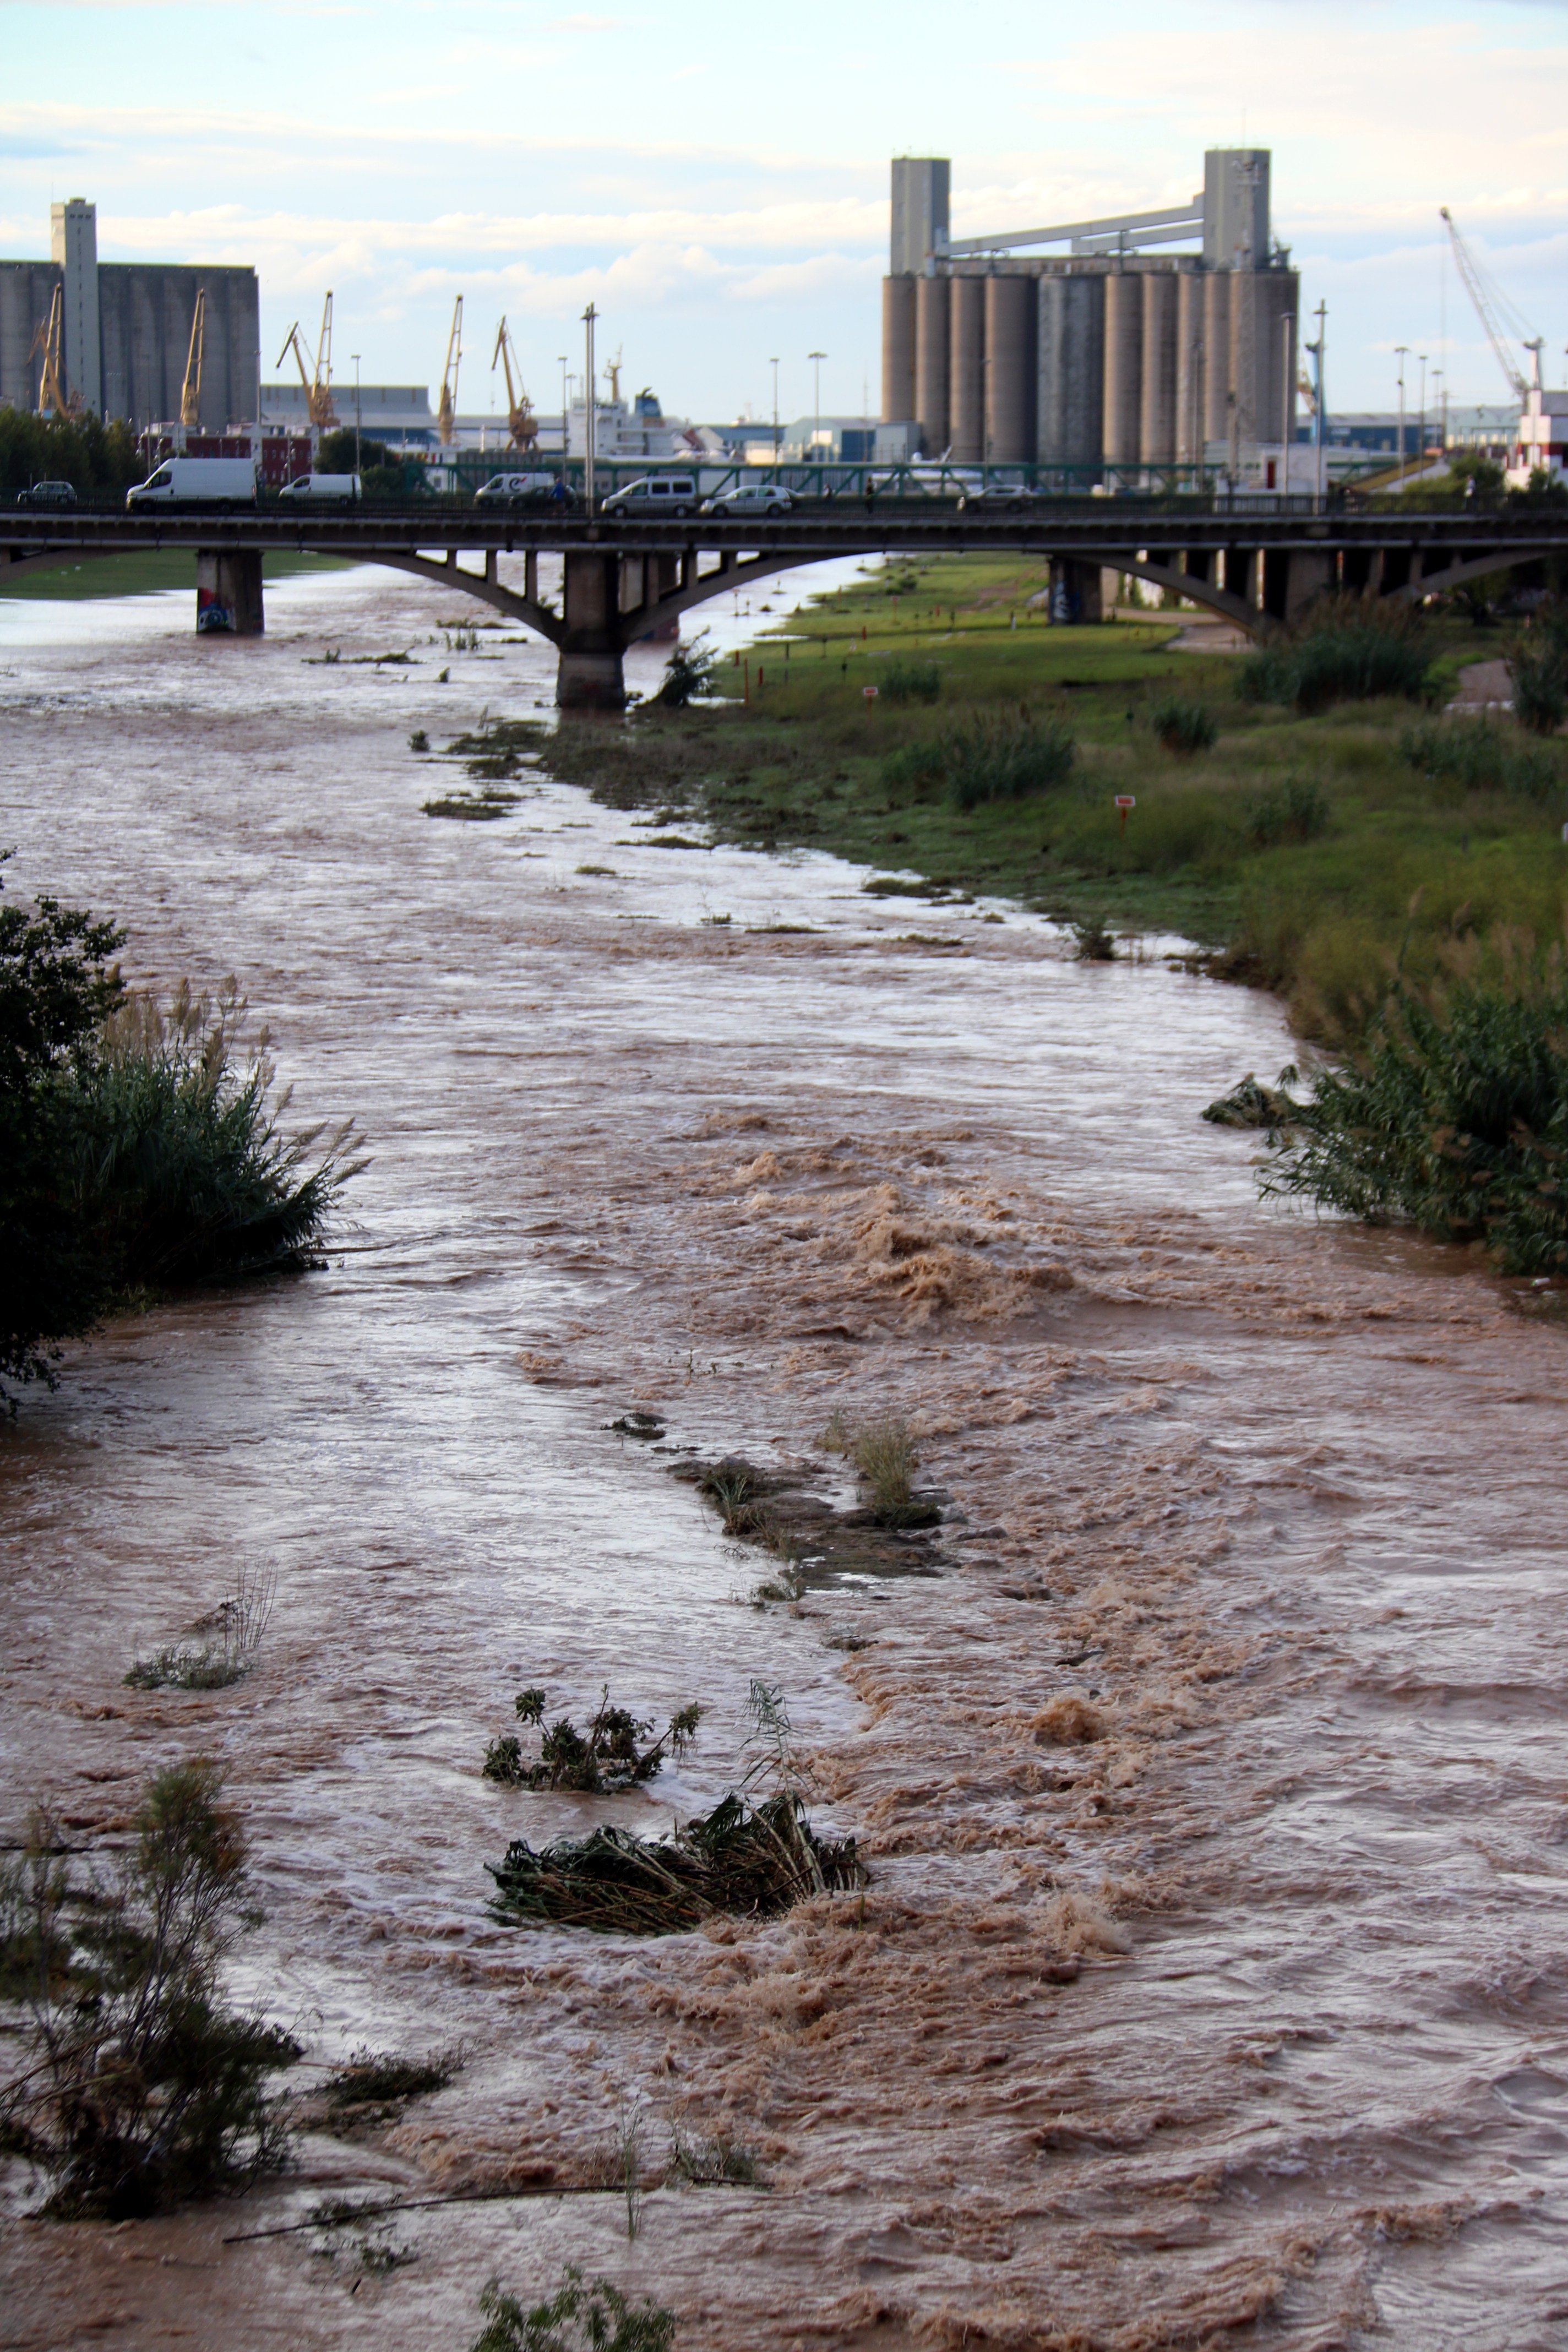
1261 945 1568 1274
880 660 942 705
0 863 358 1400
1150 699 1218 756
1400 720 1564 801
0 1759 298 2217
1238 599 1431 715
942 716 1077 810
823 1409 939 1527
1507 600 1568 736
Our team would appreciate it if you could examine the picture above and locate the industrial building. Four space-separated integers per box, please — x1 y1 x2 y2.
880 151 1299 481
0 200 259 429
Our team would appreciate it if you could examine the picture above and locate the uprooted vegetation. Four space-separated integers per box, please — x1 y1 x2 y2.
487 1787 865 1935
483 1686 703 1790
0 1758 298 2217
674 1441 947 1589
124 1561 275 1691
322 2043 463 2125
423 714 548 819
486 1681 864 1936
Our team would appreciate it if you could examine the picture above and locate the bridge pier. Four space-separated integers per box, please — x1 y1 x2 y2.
195 548 263 636
1048 557 1103 624
557 548 627 710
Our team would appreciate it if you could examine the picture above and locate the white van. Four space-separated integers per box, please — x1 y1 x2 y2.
126 457 259 509
600 474 700 516
278 473 361 507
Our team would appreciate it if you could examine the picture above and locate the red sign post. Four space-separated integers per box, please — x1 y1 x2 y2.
1115 793 1136 837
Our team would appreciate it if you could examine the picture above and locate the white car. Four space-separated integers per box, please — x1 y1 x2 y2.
699 483 794 518
600 475 700 516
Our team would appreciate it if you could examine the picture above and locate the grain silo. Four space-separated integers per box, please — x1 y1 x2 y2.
880 149 1298 483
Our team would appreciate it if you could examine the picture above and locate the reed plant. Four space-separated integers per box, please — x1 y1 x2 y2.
1150 698 1218 755
1400 720 1563 801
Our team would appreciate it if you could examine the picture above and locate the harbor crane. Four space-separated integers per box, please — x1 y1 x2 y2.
1440 208 1542 401
438 296 464 446
491 318 539 450
276 293 338 430
180 289 206 430
29 284 75 417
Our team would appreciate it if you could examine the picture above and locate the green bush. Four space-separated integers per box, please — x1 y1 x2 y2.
472 2265 676 2352
1263 964 1568 1273
1150 699 1218 755
0 868 356 1400
1400 720 1562 801
943 716 1077 810
879 660 942 704
655 630 716 709
1239 606 1431 715
1246 776 1331 846
0 1760 298 2217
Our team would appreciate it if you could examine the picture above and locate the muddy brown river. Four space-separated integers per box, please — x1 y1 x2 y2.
2 564 1566 2350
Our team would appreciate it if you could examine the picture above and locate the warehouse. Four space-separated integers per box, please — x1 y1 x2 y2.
881 151 1298 481
0 200 259 430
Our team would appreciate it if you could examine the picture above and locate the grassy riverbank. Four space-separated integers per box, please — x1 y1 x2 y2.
0 551 351 602
544 551 1568 1045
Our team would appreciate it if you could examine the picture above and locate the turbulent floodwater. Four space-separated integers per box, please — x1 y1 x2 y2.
2 562 1566 2351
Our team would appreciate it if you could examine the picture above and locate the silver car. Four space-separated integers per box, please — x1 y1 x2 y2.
699 483 794 518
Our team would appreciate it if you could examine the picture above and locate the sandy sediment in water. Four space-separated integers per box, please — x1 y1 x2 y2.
2 571 1566 2349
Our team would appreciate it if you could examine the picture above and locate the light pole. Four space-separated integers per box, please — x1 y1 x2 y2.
351 353 361 478
582 306 597 510
1436 368 1447 461
769 355 779 461
1395 345 1408 482
808 350 826 480
558 355 569 467
1311 301 1327 509
1417 352 1428 479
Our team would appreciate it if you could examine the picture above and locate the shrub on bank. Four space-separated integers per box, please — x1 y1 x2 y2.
1507 600 1568 737
880 660 942 704
0 867 356 1399
0 1760 298 2217
1263 956 1568 1273
1400 720 1564 801
1238 601 1431 715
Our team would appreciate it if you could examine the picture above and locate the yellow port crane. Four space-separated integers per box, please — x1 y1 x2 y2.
276 292 339 430
438 296 464 446
180 288 206 430
29 284 76 417
491 317 539 450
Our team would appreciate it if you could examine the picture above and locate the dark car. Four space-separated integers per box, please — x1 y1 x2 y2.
955 484 1046 513
17 480 79 509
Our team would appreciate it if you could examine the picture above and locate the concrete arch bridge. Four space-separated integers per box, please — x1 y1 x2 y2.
1 503 1559 706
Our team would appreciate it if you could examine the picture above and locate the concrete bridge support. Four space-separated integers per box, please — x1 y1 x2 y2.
1262 546 1335 625
558 548 628 709
196 548 263 636
1049 556 1103 624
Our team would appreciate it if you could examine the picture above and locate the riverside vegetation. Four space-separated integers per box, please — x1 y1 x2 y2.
531 505 1568 1273
0 863 358 1400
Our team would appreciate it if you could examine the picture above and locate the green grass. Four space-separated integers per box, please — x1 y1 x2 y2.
540 552 1568 1044
0 551 351 602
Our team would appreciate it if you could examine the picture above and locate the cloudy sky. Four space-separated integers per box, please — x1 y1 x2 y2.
2 0 1564 426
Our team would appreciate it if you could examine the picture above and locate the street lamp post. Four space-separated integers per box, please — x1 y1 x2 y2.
1395 345 1408 482
582 306 597 510
770 356 779 462
1418 352 1428 480
557 356 569 472
352 353 361 479
1311 301 1327 510
808 350 826 483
